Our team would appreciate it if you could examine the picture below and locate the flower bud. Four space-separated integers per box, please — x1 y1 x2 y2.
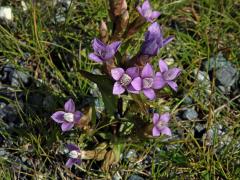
99 20 108 43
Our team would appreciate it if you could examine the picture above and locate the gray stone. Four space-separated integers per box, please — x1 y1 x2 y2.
0 7 13 21
216 65 238 87
11 70 30 87
0 148 7 156
128 175 144 180
112 171 122 180
182 108 198 120
125 149 137 162
194 69 211 94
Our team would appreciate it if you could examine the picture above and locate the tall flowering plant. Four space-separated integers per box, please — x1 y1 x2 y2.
51 0 181 171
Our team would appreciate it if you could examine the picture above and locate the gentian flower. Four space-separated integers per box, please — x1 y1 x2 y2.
51 99 83 132
88 38 121 62
141 22 174 56
65 144 81 168
131 63 162 100
111 67 140 95
137 0 160 22
155 59 181 91
152 113 171 136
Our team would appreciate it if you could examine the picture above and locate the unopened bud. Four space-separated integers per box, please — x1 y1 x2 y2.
99 20 108 43
109 0 128 17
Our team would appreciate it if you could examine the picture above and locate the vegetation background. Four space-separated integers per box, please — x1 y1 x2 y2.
0 0 239 179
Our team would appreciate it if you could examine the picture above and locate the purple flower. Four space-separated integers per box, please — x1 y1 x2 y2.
65 144 81 168
131 63 162 100
88 38 121 62
111 67 140 95
141 22 174 56
152 113 171 137
155 59 181 91
137 0 160 22
51 99 83 132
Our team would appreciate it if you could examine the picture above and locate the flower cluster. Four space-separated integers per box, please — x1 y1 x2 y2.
87 0 181 137
51 99 82 168
50 0 181 169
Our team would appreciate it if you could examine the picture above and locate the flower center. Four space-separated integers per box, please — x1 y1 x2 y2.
143 78 153 89
69 150 80 159
144 9 152 18
156 120 166 129
120 73 132 86
63 113 74 123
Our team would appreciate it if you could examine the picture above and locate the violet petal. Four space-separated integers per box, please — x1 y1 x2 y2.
111 68 124 81
160 126 172 136
160 113 170 123
143 88 156 100
153 113 160 125
152 126 161 136
61 122 74 132
113 82 125 95
74 111 83 123
163 68 181 81
88 53 103 62
64 99 75 113
141 63 154 78
51 111 65 123
167 81 178 91
67 144 80 152
131 77 142 91
158 59 168 73
126 67 139 79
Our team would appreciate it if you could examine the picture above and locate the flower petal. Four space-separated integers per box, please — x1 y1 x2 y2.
65 158 75 168
150 11 160 20
163 68 181 81
153 74 166 89
126 67 139 78
67 144 80 152
51 111 65 123
160 126 172 136
113 82 125 95
158 59 168 73
141 39 159 56
88 53 103 63
141 0 151 14
136 5 143 16
141 63 154 78
148 22 161 35
127 84 140 94
152 126 161 137
92 38 106 52
61 122 74 132
163 36 174 46
153 113 160 125
143 88 156 100
108 41 121 52
160 113 170 123
111 68 124 81
64 99 75 113
167 81 178 91
131 77 142 91
74 111 83 123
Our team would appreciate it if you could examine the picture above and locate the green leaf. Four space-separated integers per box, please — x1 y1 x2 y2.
79 70 117 116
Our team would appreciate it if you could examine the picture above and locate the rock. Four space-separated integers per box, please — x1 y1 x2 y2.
0 6 13 21
182 108 198 120
164 57 175 66
112 171 122 180
128 175 144 180
0 148 7 156
11 70 30 87
1 104 18 123
216 65 238 88
125 149 137 162
182 95 193 105
194 69 211 94
204 52 239 92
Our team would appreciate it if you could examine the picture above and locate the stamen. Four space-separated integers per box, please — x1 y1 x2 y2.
143 78 153 89
64 113 74 122
69 150 80 159
120 74 132 86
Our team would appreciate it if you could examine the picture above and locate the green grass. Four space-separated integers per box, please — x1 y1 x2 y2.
0 0 240 179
